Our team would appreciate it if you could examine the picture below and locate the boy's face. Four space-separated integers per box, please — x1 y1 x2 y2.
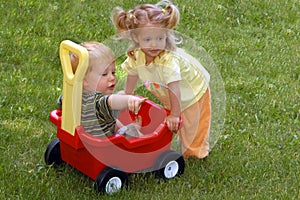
84 61 116 94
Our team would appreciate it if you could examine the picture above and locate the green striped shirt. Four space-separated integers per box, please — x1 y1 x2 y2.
81 91 119 137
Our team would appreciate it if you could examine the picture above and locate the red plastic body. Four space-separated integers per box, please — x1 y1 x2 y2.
50 100 174 180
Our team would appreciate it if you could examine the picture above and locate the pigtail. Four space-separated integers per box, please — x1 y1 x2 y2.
111 7 132 33
164 3 180 29
111 7 139 59
156 0 180 29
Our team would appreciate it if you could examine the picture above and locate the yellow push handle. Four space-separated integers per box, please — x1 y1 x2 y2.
60 40 89 135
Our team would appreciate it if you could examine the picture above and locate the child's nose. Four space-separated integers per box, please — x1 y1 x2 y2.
108 73 115 81
150 41 157 48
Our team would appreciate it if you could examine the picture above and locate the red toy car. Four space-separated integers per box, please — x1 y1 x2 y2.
44 40 185 195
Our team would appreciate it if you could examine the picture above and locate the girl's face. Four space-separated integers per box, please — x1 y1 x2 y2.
133 23 167 64
84 61 116 94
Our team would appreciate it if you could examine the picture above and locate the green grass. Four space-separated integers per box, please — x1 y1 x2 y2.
1 0 299 199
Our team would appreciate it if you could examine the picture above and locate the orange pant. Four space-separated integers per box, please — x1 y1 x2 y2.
178 88 211 159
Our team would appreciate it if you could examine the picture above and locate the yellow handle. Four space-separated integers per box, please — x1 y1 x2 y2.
60 40 89 135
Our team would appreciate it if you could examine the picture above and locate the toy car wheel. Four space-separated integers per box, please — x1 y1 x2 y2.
154 150 185 179
94 167 128 195
44 138 63 166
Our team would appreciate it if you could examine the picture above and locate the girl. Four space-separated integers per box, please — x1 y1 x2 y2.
111 1 211 159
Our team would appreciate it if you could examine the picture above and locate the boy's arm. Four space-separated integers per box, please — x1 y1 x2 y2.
125 75 139 94
108 94 146 114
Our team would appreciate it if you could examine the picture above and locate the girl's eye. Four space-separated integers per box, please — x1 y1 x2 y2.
158 36 165 41
102 73 107 76
112 71 116 76
144 38 151 42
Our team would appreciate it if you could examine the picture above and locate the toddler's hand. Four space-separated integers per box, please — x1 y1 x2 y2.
128 96 147 115
165 115 180 132
133 115 142 131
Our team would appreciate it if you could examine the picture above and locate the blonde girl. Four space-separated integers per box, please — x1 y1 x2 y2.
111 1 211 159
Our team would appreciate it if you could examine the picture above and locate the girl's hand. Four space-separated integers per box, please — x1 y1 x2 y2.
128 96 147 114
165 115 180 132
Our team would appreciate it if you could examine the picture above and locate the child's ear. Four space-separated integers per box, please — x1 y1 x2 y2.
83 78 88 89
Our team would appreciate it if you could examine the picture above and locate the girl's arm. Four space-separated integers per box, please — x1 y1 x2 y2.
125 75 139 94
165 81 181 132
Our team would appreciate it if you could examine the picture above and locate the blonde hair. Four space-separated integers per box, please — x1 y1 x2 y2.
111 0 180 55
70 41 114 74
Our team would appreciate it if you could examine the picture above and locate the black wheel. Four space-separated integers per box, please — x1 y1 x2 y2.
154 150 185 179
44 138 63 166
94 167 129 195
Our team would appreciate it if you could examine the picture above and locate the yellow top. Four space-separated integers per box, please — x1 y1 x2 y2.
122 48 210 111
60 40 89 135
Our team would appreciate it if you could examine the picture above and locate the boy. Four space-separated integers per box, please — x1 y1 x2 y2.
69 41 145 137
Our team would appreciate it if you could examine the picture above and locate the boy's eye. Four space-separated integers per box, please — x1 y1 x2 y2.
102 71 116 76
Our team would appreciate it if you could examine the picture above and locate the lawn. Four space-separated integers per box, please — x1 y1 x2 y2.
0 0 299 199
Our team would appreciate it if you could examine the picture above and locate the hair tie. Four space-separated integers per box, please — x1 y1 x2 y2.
161 8 166 14
129 14 134 19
